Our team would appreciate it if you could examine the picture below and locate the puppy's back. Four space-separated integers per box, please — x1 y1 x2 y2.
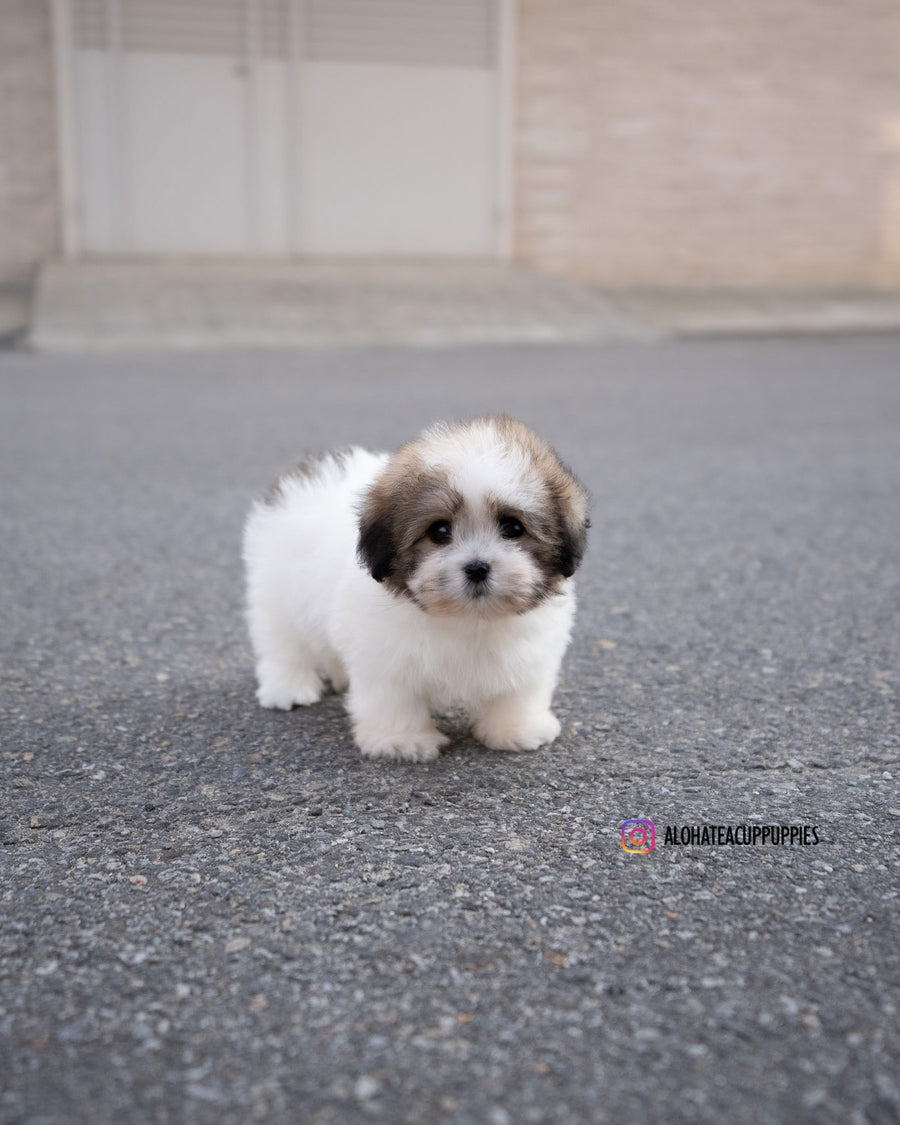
243 447 387 630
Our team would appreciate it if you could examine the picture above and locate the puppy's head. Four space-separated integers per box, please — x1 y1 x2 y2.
357 416 589 616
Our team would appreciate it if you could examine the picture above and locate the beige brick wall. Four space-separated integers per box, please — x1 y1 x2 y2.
0 0 60 287
515 0 900 288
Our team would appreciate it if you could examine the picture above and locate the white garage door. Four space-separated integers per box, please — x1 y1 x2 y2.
62 0 506 257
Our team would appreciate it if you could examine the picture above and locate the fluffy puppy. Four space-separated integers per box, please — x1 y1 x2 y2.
243 416 588 762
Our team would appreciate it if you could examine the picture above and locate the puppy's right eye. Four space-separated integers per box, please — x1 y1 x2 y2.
427 520 452 545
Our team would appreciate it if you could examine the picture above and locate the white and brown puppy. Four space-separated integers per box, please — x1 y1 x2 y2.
243 416 588 762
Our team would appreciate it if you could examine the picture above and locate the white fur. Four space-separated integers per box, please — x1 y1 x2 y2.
243 438 577 762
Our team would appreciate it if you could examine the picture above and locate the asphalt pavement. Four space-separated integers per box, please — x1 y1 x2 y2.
1 336 899 1124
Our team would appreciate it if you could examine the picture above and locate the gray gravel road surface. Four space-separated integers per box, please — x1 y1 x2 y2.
1 337 899 1124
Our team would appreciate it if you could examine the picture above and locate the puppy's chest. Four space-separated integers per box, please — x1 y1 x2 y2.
416 629 534 706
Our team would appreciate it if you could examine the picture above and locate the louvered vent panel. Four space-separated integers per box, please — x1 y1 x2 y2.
73 0 108 50
121 0 244 56
305 0 497 69
73 1 489 64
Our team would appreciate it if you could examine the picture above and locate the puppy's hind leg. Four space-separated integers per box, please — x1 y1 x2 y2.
256 654 324 710
250 613 326 710
321 653 349 694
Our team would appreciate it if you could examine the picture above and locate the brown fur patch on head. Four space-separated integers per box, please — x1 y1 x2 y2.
487 415 590 581
357 444 463 593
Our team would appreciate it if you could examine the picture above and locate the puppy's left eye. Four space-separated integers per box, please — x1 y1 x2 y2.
499 515 525 539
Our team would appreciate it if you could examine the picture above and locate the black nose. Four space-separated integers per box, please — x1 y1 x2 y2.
464 560 491 584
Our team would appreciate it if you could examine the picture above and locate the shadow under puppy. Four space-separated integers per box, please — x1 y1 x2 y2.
243 415 589 761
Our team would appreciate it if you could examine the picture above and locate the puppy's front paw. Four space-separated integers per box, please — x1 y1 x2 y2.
474 711 561 752
356 728 449 763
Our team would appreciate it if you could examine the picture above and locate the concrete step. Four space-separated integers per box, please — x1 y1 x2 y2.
29 259 652 351
28 260 900 350
0 283 32 347
617 289 900 337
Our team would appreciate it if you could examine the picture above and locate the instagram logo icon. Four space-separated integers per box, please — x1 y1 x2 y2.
621 819 655 854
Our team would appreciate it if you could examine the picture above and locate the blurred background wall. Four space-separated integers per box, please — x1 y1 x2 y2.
2 0 899 290
516 0 900 287
0 0 60 288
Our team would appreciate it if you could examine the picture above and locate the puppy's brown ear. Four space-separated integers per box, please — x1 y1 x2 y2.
552 467 590 579
357 493 395 583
